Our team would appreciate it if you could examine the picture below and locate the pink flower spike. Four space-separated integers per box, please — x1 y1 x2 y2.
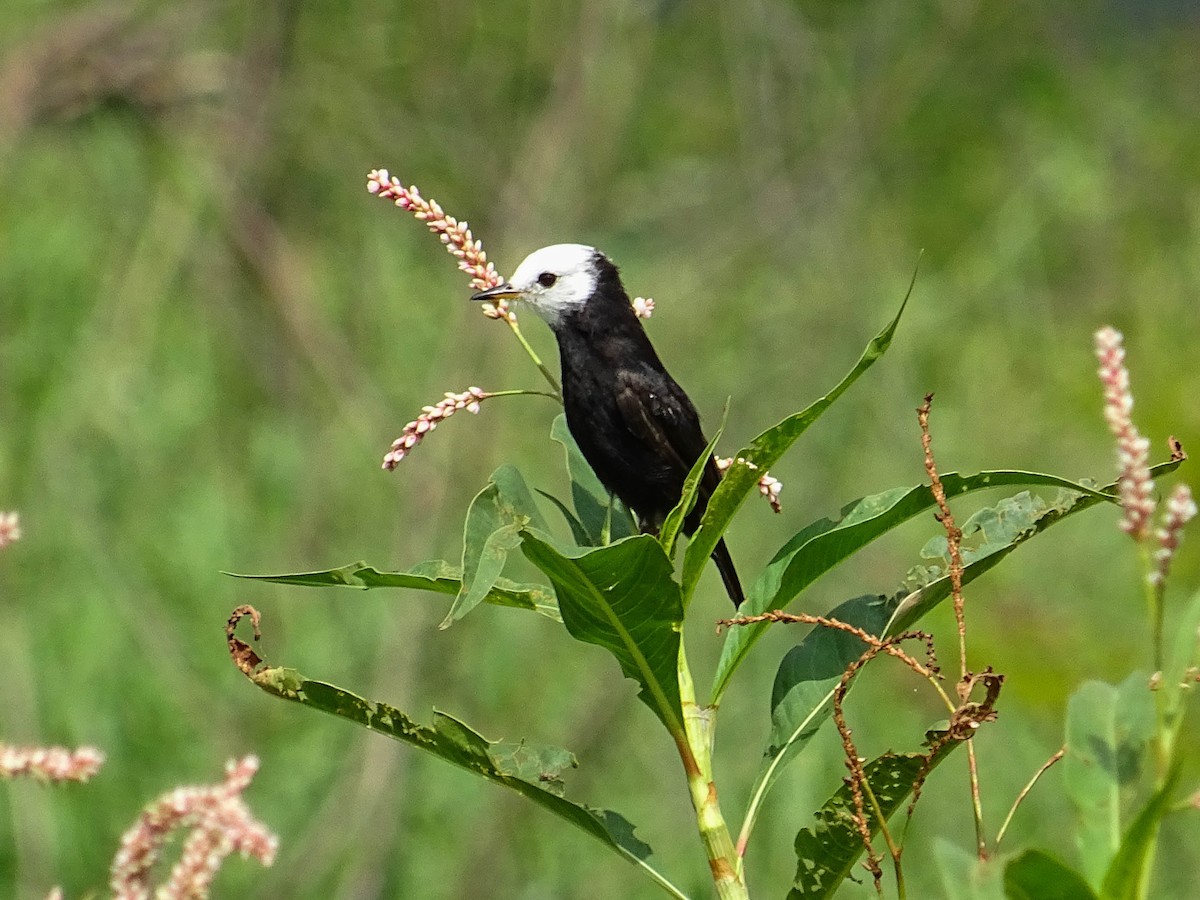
366 169 514 323
0 743 105 782
110 755 277 900
1150 484 1197 587
1095 327 1155 539
383 387 494 469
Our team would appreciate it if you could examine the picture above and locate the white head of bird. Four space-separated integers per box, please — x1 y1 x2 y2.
497 243 600 325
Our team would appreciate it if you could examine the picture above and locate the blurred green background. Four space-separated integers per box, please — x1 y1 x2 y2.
2 1 1198 897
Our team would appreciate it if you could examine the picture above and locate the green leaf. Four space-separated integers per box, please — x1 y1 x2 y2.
239 663 682 892
444 465 552 627
681 276 914 606
550 414 636 544
1004 850 1099 900
225 559 559 620
788 747 955 898
1064 674 1156 888
739 464 1181 851
1099 765 1180 900
659 419 724 560
712 470 1113 703
520 531 685 739
934 838 1007 900
537 489 594 546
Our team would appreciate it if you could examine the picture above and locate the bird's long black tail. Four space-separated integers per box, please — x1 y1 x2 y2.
712 537 745 608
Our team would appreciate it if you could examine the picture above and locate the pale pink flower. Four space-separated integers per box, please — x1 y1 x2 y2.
632 296 655 319
715 456 783 513
110 755 277 900
366 169 513 322
383 386 489 470
1095 327 1155 539
0 743 104 782
1150 483 1196 587
0 511 19 548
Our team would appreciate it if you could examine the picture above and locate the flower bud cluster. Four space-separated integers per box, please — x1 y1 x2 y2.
366 169 514 322
715 456 783 513
0 511 19 549
0 743 104 782
632 297 654 319
110 756 277 900
1095 327 1155 538
1150 484 1197 587
383 387 487 470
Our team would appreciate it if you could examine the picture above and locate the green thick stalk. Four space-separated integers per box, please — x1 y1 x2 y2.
677 643 748 899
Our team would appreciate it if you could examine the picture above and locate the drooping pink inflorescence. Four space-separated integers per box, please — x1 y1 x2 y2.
1095 327 1155 539
0 511 19 549
110 755 277 900
1150 483 1196 588
0 743 104 782
383 386 489 470
366 169 514 322
716 456 783 514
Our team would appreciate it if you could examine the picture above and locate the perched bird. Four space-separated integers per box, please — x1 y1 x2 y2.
472 244 745 608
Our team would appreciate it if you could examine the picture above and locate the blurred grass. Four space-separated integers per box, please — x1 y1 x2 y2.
1 1 1198 897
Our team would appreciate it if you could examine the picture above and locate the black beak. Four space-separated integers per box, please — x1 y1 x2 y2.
471 283 521 303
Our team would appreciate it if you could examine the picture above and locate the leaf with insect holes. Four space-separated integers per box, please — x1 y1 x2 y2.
737 462 1182 852
788 747 956 898
233 648 674 888
712 470 1115 704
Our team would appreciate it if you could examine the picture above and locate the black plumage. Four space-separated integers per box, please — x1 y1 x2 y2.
473 247 745 608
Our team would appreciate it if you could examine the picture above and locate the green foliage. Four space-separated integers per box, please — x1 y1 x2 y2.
3 3 1199 897
520 532 686 739
1004 850 1099 900
229 559 559 619
788 748 955 899
1063 675 1156 886
240 660 656 868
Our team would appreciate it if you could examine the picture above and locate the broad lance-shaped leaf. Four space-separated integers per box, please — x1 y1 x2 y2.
711 470 1113 703
1063 674 1155 888
738 461 1183 850
521 531 686 739
681 272 915 606
237 664 677 891
549 414 636 544
788 747 955 899
659 419 725 558
444 465 552 627
226 559 559 620
1004 850 1099 900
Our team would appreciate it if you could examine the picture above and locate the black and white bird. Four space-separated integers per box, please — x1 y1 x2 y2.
472 244 745 608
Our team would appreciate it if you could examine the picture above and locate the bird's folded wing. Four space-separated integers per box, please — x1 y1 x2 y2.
614 371 705 477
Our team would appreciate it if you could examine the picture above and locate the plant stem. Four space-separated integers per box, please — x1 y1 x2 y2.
677 642 748 899
966 741 988 859
506 318 562 400
860 775 905 899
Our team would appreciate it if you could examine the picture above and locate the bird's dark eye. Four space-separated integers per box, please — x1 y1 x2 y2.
537 272 558 288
